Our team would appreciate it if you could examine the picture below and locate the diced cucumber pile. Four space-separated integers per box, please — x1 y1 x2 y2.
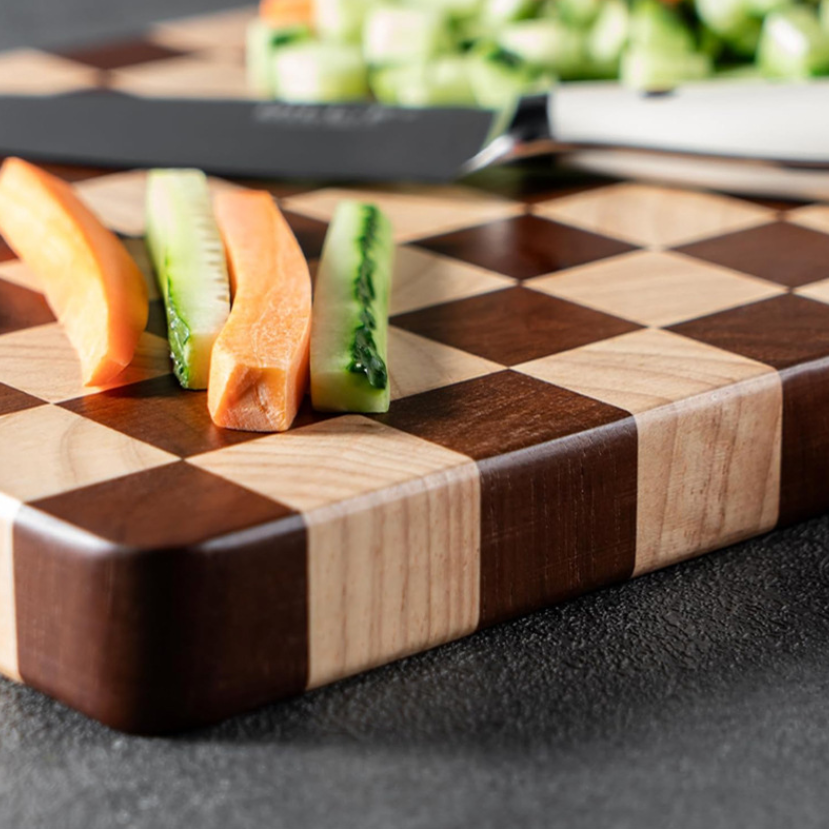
311 201 394 414
145 169 230 390
249 0 829 107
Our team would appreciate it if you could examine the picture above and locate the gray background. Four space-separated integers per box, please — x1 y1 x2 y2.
2 1 829 826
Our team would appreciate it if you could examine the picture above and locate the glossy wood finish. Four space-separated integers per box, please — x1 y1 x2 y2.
1 12 829 730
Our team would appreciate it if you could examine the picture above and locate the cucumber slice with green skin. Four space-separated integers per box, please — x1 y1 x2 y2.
498 19 586 78
311 202 394 414
758 6 829 78
363 4 449 66
246 20 310 97
587 0 630 75
629 0 695 53
272 42 369 103
557 0 602 28
145 170 230 390
371 57 476 107
467 43 553 108
315 0 373 43
481 0 538 28
414 0 482 21
621 45 712 91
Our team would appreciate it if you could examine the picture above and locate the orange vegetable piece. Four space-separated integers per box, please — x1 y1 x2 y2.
209 190 312 432
0 158 148 386
260 0 313 29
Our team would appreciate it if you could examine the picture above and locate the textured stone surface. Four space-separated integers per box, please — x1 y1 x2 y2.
2 517 829 827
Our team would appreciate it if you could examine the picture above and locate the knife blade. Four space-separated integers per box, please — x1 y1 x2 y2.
0 79 826 183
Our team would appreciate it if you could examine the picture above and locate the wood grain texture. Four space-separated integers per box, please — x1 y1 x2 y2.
16 465 307 733
788 205 829 236
676 222 829 288
283 186 523 244
192 416 480 689
527 251 784 328
393 286 640 366
517 329 782 573
0 405 175 502
533 183 775 248
0 280 55 335
380 371 638 626
389 246 516 317
0 494 20 682
110 56 252 100
149 7 257 51
416 214 637 280
0 324 170 403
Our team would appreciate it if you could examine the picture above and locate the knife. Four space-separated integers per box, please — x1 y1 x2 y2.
0 79 826 183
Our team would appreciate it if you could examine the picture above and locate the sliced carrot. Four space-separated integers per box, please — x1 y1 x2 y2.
260 0 313 29
0 158 148 386
209 191 312 432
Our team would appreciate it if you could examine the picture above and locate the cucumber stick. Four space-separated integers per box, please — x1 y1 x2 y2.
311 202 394 413
145 169 230 390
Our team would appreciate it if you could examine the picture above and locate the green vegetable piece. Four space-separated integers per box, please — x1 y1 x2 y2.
272 42 369 102
480 0 539 29
758 6 829 77
311 202 395 414
145 170 230 390
315 0 373 43
557 0 602 28
621 45 712 91
587 0 630 76
467 42 553 108
246 19 309 97
630 0 696 53
498 19 586 78
372 57 476 107
363 4 449 66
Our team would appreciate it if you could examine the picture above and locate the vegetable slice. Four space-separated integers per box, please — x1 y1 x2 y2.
260 0 313 29
311 201 394 414
273 41 369 102
0 157 148 386
145 169 230 390
209 191 312 433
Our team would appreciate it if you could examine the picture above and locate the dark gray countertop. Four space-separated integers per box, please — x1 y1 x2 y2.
2 2 829 826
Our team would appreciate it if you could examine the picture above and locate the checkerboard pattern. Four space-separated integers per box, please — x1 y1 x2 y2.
1 158 826 733
0 9 827 733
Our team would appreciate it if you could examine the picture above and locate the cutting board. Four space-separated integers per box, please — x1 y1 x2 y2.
2 9 829 733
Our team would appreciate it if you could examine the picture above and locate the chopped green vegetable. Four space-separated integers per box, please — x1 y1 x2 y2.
145 169 230 391
372 57 475 106
314 0 372 43
758 6 829 77
621 45 712 90
363 4 448 66
311 201 395 414
587 0 630 75
272 42 369 102
498 18 586 78
246 19 309 96
467 42 553 108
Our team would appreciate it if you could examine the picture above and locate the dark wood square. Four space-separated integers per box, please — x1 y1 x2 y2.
0 236 15 263
0 382 46 418
675 222 829 288
415 214 637 280
669 294 829 371
283 210 329 261
54 38 186 71
29 461 295 549
392 286 640 366
0 280 55 335
60 375 263 458
380 370 637 626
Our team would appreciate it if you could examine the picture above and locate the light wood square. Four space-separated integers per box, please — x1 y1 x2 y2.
0 260 41 293
0 323 170 403
191 414 473 510
0 494 20 682
149 7 257 51
389 326 502 401
534 183 774 248
305 460 480 688
527 250 784 327
0 49 98 96
0 406 175 502
787 205 829 236
516 328 778 414
74 170 242 236
283 186 523 244
795 278 829 306
110 56 253 101
516 328 781 575
390 246 515 316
